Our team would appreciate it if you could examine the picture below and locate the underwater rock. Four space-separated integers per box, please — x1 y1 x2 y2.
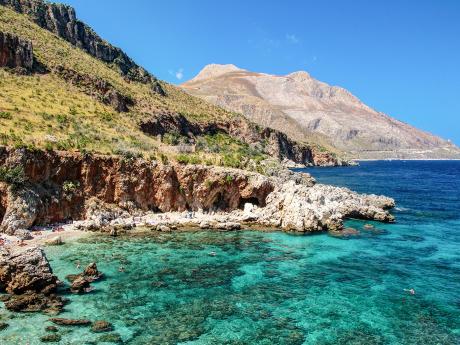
0 322 8 330
4 291 64 313
40 333 61 342
97 332 123 343
45 325 59 332
91 320 113 333
364 223 375 229
49 318 92 326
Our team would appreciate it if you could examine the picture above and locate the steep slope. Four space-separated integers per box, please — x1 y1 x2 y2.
0 1 341 168
182 64 460 159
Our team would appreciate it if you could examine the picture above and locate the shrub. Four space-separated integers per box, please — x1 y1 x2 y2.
62 180 80 194
0 111 12 120
225 175 234 184
160 154 169 165
0 166 27 189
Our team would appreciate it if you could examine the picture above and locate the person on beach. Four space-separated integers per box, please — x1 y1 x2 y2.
404 288 416 295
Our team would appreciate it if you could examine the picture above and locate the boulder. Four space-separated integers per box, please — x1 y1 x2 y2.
91 320 113 333
44 236 63 246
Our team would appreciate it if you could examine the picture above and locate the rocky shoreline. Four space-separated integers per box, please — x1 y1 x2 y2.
0 147 395 320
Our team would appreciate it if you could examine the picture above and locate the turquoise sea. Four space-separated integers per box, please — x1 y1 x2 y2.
1 161 459 344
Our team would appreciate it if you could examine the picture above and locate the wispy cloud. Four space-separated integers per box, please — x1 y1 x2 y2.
286 33 299 44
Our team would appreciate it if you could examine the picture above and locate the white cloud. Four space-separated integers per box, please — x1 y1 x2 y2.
175 68 184 80
286 34 299 44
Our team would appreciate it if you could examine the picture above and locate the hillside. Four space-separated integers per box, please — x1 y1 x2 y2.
182 64 460 159
0 0 342 169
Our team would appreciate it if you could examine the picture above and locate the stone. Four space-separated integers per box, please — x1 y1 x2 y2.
83 262 103 281
0 247 58 295
156 225 171 232
70 276 90 294
0 322 8 330
44 236 63 246
4 291 64 313
49 318 92 326
40 333 61 342
364 223 375 229
45 325 59 332
91 320 113 333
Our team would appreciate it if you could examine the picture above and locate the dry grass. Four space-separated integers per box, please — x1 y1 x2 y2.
0 5 239 159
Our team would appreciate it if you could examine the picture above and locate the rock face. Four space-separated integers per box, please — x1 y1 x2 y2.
0 147 394 234
0 31 33 72
182 64 460 159
140 112 344 167
0 0 164 93
0 246 64 313
0 147 275 234
54 65 134 112
255 182 395 231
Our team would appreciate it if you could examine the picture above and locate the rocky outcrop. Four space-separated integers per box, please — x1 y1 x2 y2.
66 262 103 293
0 147 275 234
0 31 33 72
182 64 460 159
54 66 134 112
140 112 344 166
0 147 393 234
0 0 165 94
0 246 64 313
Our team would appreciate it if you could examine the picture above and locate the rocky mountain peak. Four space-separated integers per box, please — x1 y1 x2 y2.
287 70 312 81
189 63 245 83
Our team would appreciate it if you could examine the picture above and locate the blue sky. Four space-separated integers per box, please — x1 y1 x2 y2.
64 0 460 144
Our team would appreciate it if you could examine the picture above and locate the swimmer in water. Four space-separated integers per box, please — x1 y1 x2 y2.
118 266 125 272
76 261 81 269
404 288 416 295
209 251 217 256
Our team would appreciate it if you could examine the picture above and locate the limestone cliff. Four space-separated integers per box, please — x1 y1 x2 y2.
0 148 394 234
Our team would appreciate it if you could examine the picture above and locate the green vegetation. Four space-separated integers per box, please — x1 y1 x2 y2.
0 6 240 162
0 111 12 119
62 180 80 194
0 165 27 189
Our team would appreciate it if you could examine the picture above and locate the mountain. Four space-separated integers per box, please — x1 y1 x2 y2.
0 0 341 168
182 64 460 159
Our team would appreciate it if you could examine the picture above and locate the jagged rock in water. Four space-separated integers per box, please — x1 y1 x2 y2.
0 247 64 313
0 31 33 72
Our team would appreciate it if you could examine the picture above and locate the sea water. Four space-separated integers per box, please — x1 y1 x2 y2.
1 161 459 344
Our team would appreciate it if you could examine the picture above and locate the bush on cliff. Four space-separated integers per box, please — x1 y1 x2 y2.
0 165 27 189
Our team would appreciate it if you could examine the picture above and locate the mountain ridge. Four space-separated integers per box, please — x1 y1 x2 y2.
182 64 460 159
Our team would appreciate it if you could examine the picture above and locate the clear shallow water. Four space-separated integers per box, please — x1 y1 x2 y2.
1 161 459 344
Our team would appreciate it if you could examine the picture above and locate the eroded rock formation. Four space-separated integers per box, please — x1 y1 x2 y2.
0 147 393 234
0 246 64 313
